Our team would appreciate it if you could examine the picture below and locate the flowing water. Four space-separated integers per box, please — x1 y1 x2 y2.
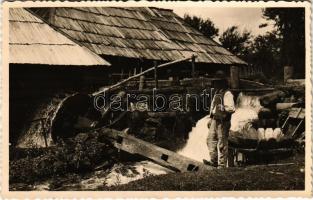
23 93 264 189
79 161 173 190
177 116 211 162
177 93 262 162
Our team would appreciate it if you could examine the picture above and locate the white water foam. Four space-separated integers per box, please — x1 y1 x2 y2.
177 93 263 162
177 116 211 162
80 161 173 189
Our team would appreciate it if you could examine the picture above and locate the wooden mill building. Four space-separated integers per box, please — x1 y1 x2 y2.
9 8 110 144
10 8 111 95
31 7 247 86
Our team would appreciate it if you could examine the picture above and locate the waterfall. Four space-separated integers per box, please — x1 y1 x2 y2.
176 116 211 162
177 93 262 161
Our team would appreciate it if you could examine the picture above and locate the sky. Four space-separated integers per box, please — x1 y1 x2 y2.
161 7 275 38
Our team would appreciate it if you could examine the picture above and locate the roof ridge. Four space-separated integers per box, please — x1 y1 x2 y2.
72 7 150 23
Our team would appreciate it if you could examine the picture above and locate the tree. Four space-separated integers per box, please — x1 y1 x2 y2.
183 14 219 39
219 26 252 57
262 8 305 78
247 31 282 76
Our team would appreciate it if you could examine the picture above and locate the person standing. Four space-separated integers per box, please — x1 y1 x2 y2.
204 71 235 168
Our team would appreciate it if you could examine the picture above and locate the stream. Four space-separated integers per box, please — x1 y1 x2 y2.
19 93 263 190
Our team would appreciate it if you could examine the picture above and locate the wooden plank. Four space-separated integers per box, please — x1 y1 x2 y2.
289 108 305 119
113 133 213 172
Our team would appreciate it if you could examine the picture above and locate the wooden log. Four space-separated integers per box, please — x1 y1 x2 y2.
97 128 213 172
286 79 305 86
276 103 298 110
259 90 285 106
239 79 272 88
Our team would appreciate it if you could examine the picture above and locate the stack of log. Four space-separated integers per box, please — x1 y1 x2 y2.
276 79 305 95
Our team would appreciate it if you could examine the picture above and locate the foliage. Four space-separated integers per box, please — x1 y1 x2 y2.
219 26 252 57
9 132 117 184
246 31 283 76
262 8 305 78
217 8 305 79
183 14 219 39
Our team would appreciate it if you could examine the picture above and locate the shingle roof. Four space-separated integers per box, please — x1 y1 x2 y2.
41 7 246 65
9 8 111 66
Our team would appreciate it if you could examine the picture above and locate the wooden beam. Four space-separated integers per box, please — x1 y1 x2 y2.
138 75 145 91
97 128 213 172
191 55 196 78
276 103 297 110
259 90 285 106
93 56 196 96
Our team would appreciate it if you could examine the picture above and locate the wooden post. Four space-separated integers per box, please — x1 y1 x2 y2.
120 69 124 80
154 60 158 89
139 75 145 91
191 55 196 78
230 65 239 89
134 67 137 76
284 65 294 83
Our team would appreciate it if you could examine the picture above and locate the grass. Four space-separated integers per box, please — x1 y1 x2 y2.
101 153 304 191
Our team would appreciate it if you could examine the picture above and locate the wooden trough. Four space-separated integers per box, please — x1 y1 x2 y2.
96 128 214 172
